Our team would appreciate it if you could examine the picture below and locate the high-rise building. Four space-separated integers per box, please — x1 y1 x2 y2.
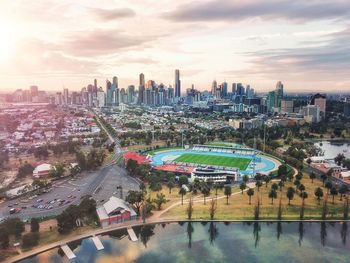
30 86 39 98
310 93 326 115
211 80 217 98
275 81 284 108
127 85 135 104
138 73 145 104
281 100 294 113
232 83 237 94
221 82 228 98
97 88 105 107
175 69 181 97
63 88 69 105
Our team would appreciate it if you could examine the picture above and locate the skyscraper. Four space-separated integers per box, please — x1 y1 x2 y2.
275 81 284 108
221 81 228 98
175 69 181 97
138 73 145 104
211 80 217 98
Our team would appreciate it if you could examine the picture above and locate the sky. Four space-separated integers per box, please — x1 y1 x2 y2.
0 0 349 93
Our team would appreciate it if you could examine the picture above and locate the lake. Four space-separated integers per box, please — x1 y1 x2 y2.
314 141 350 159
19 221 350 263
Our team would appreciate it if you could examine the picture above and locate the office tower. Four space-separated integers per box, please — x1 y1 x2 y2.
30 85 39 98
275 81 284 108
94 79 97 89
138 73 145 104
127 85 135 104
211 80 217 97
236 83 244 95
280 100 294 113
310 93 326 115
106 80 113 106
267 91 276 110
71 92 78 105
232 83 237 94
175 69 181 97
168 86 174 99
55 92 62 105
221 81 228 98
97 88 105 107
63 88 69 105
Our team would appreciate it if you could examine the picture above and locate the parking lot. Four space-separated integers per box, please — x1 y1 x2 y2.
0 164 139 220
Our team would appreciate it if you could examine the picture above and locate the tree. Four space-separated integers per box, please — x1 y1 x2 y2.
75 150 87 171
255 180 262 191
264 176 271 188
3 218 25 238
295 172 303 181
187 197 193 220
49 162 65 178
325 180 333 194
309 172 316 183
179 187 187 205
330 187 338 204
286 187 295 205
278 180 284 191
294 179 301 189
224 186 232 205
17 162 34 178
300 192 308 220
242 175 249 184
0 227 9 249
339 185 348 201
209 198 217 220
298 184 305 193
22 232 39 248
30 218 40 232
271 183 278 191
178 175 189 186
278 164 288 177
125 190 144 214
126 159 138 176
315 187 324 205
239 182 246 194
152 193 168 210
269 189 277 204
320 173 327 187
201 184 210 205
167 178 175 194
247 188 254 205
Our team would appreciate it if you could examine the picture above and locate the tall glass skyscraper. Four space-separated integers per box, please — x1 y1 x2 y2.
175 69 181 97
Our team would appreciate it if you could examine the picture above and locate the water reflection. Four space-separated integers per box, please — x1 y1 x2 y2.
298 222 304 247
341 222 347 245
187 222 194 248
19 222 350 263
320 222 327 246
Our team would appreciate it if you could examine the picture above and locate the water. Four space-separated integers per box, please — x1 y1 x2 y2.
20 222 350 263
314 141 350 159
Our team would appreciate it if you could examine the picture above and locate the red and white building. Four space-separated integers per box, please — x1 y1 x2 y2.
96 196 137 228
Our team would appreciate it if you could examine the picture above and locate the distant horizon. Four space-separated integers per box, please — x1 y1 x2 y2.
0 1 349 92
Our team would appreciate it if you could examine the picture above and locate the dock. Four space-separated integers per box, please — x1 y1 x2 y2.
60 244 76 259
91 236 104 250
127 227 138 241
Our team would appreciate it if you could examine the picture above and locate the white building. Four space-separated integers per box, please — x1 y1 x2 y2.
97 89 105 108
33 163 51 178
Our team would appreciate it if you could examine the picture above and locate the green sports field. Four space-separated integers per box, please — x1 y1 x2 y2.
174 153 251 170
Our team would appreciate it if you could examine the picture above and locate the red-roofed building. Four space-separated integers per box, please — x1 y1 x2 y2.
123 152 150 165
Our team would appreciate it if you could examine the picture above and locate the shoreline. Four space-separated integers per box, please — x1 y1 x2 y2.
6 218 350 263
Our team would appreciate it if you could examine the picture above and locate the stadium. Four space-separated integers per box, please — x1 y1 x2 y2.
124 144 281 183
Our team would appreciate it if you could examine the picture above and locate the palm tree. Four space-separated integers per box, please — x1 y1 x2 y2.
278 181 284 191
294 179 301 189
242 175 249 184
239 182 246 194
286 187 295 205
255 180 263 191
309 172 316 183
201 186 210 205
167 179 175 194
300 191 308 201
271 183 278 191
247 188 254 205
314 187 324 205
298 184 305 193
264 176 271 188
339 185 348 201
330 187 338 204
269 189 277 204
320 174 327 186
179 187 186 205
224 186 232 205
325 180 333 194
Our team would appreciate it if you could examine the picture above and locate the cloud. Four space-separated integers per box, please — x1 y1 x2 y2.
163 0 350 23
62 29 161 57
0 38 99 76
222 27 350 81
91 7 136 21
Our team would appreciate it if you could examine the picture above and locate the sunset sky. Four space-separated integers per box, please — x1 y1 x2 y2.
0 0 349 92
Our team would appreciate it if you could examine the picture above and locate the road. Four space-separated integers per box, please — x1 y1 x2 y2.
0 112 139 220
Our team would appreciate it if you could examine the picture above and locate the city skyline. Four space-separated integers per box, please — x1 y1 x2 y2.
0 0 349 92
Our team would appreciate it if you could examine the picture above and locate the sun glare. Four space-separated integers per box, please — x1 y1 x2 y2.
0 21 16 64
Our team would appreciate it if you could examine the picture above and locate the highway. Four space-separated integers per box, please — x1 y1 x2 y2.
0 111 139 220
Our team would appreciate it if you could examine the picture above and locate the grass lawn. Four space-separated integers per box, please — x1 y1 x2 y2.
160 175 346 220
174 153 251 170
146 146 183 155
